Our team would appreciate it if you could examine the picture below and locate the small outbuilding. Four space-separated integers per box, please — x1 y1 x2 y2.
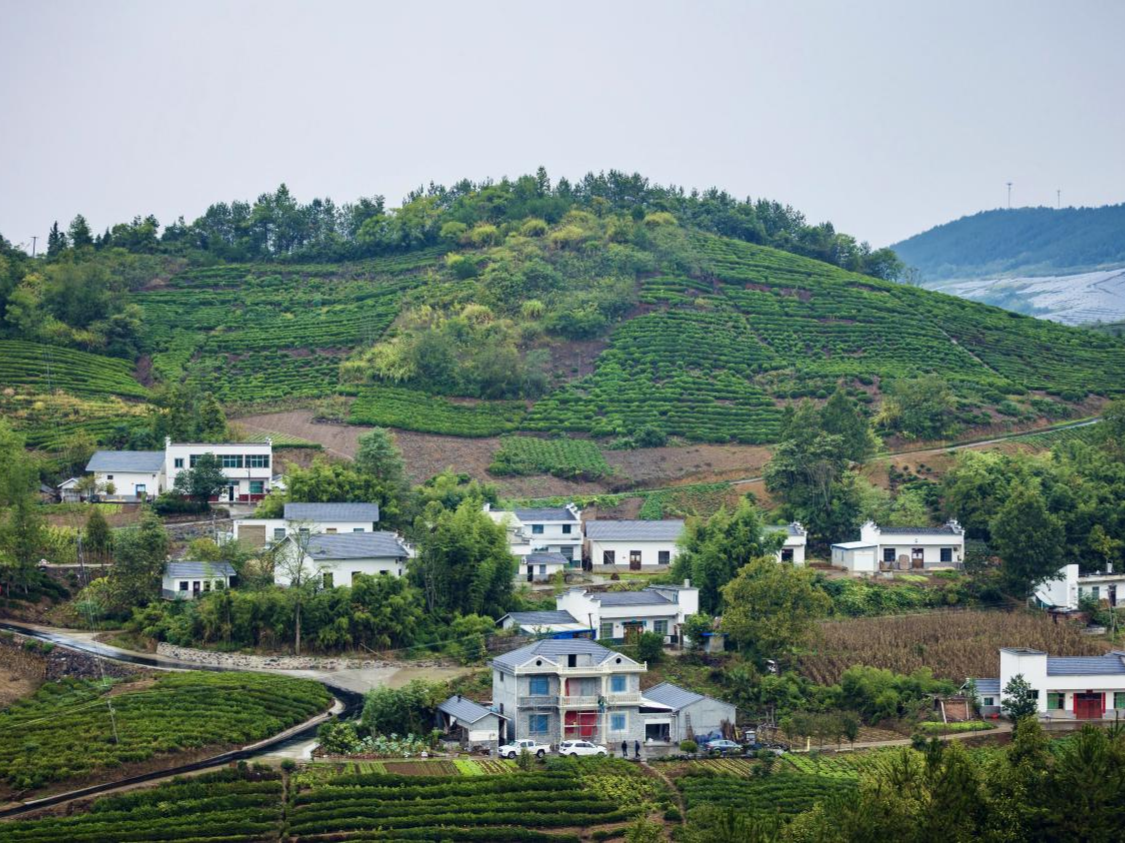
766 522 808 565
436 695 504 752
831 541 878 573
640 681 737 746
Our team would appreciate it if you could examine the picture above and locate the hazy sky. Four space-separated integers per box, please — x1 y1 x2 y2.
2 0 1124 251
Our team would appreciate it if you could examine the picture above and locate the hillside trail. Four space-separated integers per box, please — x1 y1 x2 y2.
797 720 1014 753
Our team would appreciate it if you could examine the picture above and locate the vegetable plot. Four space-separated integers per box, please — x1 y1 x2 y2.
489 436 611 479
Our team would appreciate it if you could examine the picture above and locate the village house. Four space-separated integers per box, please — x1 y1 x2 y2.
490 638 734 749
484 503 583 563
765 522 808 565
498 610 594 637
1035 564 1125 611
436 695 505 752
831 520 965 574
233 502 381 548
584 520 684 571
970 647 1125 720
85 450 166 501
274 531 411 588
518 552 570 584
162 560 237 600
556 583 699 643
86 438 273 503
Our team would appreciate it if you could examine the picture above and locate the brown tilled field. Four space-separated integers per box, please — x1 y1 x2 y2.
800 610 1111 685
233 409 777 493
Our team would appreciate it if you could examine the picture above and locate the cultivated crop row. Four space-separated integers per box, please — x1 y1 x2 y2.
0 673 331 792
348 384 526 436
489 436 611 479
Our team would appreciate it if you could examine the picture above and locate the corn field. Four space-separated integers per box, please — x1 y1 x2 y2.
800 610 1109 684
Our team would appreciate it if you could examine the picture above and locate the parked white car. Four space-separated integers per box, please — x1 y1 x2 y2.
497 739 551 758
558 740 608 757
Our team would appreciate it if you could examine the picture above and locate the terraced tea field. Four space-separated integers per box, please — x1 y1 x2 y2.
0 672 331 795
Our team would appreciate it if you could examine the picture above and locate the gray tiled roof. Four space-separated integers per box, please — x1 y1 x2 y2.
876 525 961 536
512 507 579 523
492 637 626 670
642 682 705 711
525 552 569 565
970 678 1001 695
595 589 672 606
437 695 495 724
504 610 581 626
86 450 165 472
301 532 408 559
585 520 684 541
1046 655 1125 676
764 523 804 537
165 561 237 579
284 502 380 523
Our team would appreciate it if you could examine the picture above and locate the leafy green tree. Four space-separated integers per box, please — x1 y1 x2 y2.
46 221 68 256
172 452 227 504
633 631 665 665
68 214 94 249
84 507 113 563
671 500 782 614
820 387 878 462
877 375 957 440
261 457 402 524
681 612 714 651
360 679 447 736
990 483 1065 598
355 427 406 486
106 511 169 611
411 500 514 617
719 557 831 662
1001 674 1039 721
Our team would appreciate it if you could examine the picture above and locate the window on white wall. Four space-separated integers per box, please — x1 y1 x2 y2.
610 713 626 732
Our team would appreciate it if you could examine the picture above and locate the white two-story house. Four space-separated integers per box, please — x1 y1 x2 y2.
234 502 381 548
584 520 684 570
164 438 273 503
831 520 965 574
1035 564 1125 611
485 503 583 563
87 438 273 503
556 583 699 643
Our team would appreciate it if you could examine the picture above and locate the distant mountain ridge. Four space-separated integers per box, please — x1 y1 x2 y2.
891 204 1125 282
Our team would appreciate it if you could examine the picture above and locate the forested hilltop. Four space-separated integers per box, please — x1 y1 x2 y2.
892 204 1125 281
2 170 1125 457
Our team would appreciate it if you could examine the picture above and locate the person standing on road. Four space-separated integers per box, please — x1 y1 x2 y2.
621 740 628 758
634 740 641 759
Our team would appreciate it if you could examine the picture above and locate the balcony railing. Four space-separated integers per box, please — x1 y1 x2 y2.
518 692 642 708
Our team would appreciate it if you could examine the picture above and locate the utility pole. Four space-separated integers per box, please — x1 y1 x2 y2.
30 235 37 257
1006 182 1013 209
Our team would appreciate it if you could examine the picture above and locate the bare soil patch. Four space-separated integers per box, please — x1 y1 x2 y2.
234 411 778 495
606 443 773 486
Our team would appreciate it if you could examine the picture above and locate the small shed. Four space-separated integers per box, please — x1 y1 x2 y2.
831 541 877 573
498 610 591 637
641 681 737 745
436 695 503 752
162 561 237 600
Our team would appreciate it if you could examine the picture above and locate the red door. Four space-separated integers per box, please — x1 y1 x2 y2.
564 710 598 739
1074 692 1104 719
